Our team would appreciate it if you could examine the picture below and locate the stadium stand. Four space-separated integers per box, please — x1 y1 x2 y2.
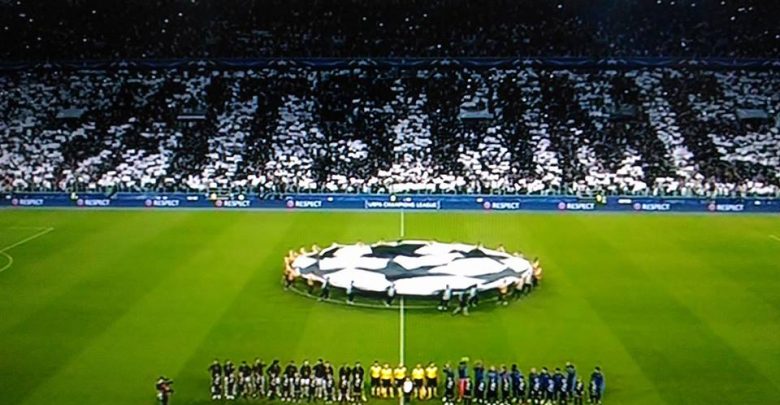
1 67 778 196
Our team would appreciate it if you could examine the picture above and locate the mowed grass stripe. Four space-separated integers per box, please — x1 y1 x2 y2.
566 216 778 404
17 212 287 405
174 212 402 403
0 211 217 331
639 221 780 393
403 213 666 405
0 212 198 404
0 212 161 331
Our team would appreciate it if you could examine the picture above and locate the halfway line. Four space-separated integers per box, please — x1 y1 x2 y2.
770 234 780 242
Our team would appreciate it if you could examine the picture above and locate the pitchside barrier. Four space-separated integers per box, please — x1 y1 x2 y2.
3 192 780 213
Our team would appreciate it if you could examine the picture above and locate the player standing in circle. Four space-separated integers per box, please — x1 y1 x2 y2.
453 291 469 316
319 276 331 301
385 283 396 307
439 284 452 311
425 361 438 399
380 363 393 398
467 285 479 307
346 281 355 305
497 281 509 306
369 361 382 397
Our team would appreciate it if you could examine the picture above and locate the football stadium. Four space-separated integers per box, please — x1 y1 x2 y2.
1 1 780 405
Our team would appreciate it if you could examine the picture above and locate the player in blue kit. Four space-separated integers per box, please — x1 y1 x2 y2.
573 379 585 405
528 368 541 405
510 364 523 403
475 376 486 404
589 367 604 404
565 362 576 400
499 366 511 405
485 366 499 405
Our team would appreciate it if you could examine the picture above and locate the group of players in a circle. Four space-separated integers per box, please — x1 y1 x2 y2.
206 358 606 404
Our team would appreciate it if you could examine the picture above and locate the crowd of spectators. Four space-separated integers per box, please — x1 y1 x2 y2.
1 0 778 60
1 66 777 197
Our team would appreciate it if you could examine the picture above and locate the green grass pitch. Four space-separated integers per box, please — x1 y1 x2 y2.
0 210 779 404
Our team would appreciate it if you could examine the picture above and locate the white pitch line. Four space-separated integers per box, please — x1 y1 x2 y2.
770 234 780 242
398 209 406 405
0 227 54 253
400 209 405 238
0 227 54 273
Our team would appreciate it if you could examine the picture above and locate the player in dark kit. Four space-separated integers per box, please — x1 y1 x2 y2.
224 361 237 400
253 358 266 398
320 277 331 301
509 364 523 403
338 373 350 404
269 359 282 379
485 366 499 405
339 363 352 382
211 374 223 400
443 372 456 405
352 365 365 404
453 291 469 316
325 374 336 403
462 377 473 405
553 368 566 404
238 361 252 398
269 374 281 400
475 377 486 404
208 360 223 400
499 366 511 405
209 359 223 380
315 359 327 400
528 368 540 405
545 374 555 403
352 362 366 403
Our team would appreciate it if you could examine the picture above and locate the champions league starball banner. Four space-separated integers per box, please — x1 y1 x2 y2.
2 192 779 214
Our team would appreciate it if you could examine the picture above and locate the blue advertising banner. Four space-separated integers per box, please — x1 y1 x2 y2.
2 192 779 214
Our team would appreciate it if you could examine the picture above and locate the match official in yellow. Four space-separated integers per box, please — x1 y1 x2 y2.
425 361 439 399
393 363 407 398
380 363 393 398
370 361 382 397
